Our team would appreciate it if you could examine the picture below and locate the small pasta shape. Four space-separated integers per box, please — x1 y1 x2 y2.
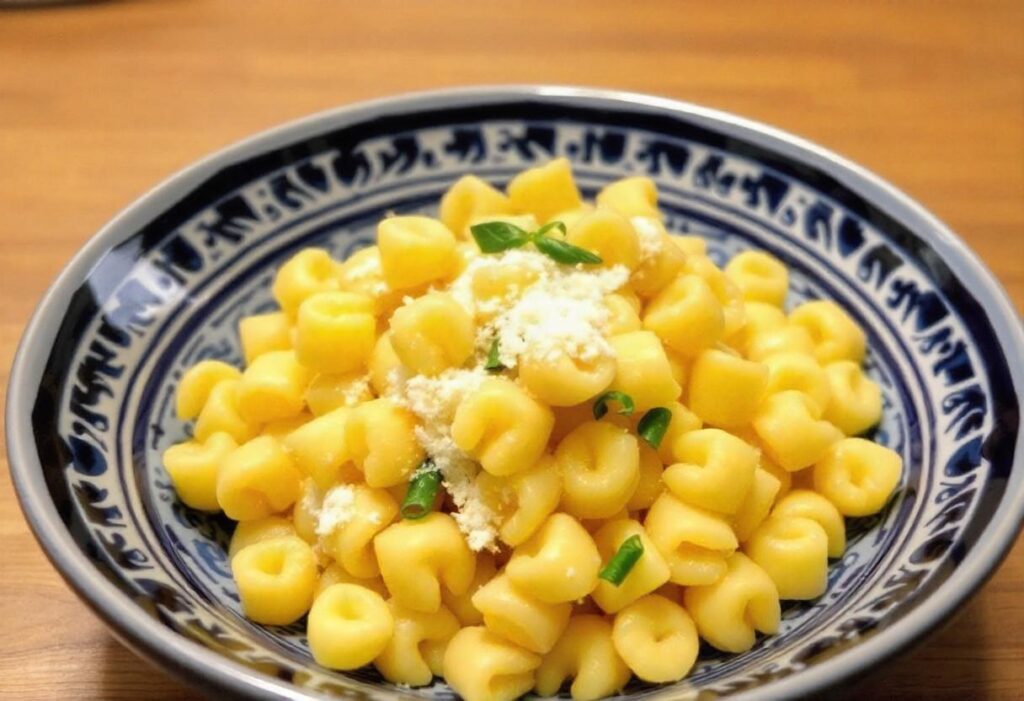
682 255 746 339
478 454 563 547
683 552 781 653
304 371 373 416
823 360 883 435
320 486 398 578
627 443 665 511
345 398 425 487
611 594 699 683
596 176 660 220
518 352 616 407
315 563 388 600
239 312 292 365
630 221 687 299
443 626 541 701
217 436 303 521
377 215 458 290
507 158 583 223
604 293 643 336
368 331 402 396
813 438 902 516
292 479 321 543
389 292 475 376
294 291 376 375
534 615 631 701
556 421 640 520
670 234 707 257
505 513 602 604
772 489 847 558
176 360 242 420
762 352 832 412
565 208 642 271
236 350 311 424
731 467 783 543
472 573 573 654
724 250 789 307
745 323 816 362
193 379 260 444
607 330 682 411
644 493 738 586
753 390 843 472
789 300 867 364
663 428 758 515
656 401 702 464
162 432 237 511
591 520 670 614
730 301 786 355
375 599 460 686
231 535 318 625
687 349 769 428
452 377 554 477
336 245 406 318
643 275 724 356
228 516 296 560
271 248 339 318
374 512 476 613
439 175 513 237
281 407 353 489
308 583 394 670
745 515 830 600
442 552 498 626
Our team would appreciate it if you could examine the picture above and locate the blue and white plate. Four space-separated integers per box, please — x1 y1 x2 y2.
7 87 1024 700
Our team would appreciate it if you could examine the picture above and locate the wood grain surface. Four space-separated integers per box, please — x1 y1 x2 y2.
1 1 1021 699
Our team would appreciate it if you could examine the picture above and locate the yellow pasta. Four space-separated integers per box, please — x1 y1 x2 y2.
663 428 758 515
216 435 303 521
375 599 460 686
176 360 242 420
231 535 317 625
295 291 376 375
478 454 563 547
304 371 373 416
193 379 260 444
565 208 642 271
377 215 458 290
236 350 311 424
745 322 816 362
518 352 616 407
644 493 737 586
228 516 296 560
753 390 843 472
630 224 687 299
472 573 572 654
320 485 398 578
611 594 699 683
591 520 670 614
823 360 883 435
724 250 789 307
627 443 666 511
308 583 394 669
315 563 388 600
596 176 660 220
556 421 640 520
789 300 867 364
162 431 237 511
772 489 847 558
731 467 783 543
505 513 601 604
507 157 582 222
642 275 724 356
272 248 339 318
239 312 292 365
443 626 541 701
762 352 832 412
345 398 424 487
745 515 830 600
534 615 631 701
442 552 498 626
814 438 902 516
687 348 768 428
389 292 475 376
439 175 513 237
607 330 682 411
281 406 353 488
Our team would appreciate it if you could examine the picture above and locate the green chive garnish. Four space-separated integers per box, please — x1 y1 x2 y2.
485 338 504 371
599 534 644 586
400 463 442 520
637 407 672 449
468 219 602 266
593 391 635 420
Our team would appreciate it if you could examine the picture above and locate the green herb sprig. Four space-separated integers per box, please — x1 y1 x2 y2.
485 338 505 372
598 534 645 586
637 408 672 449
469 220 602 266
593 391 635 420
400 462 443 520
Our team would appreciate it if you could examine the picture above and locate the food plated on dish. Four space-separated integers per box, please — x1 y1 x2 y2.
8 88 1023 700
163 161 902 699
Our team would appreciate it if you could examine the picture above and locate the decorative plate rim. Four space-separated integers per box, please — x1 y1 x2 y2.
7 85 1024 701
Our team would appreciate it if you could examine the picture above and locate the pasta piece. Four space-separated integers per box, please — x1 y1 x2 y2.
375 599 460 686
320 486 398 578
377 216 458 290
534 615 631 701
292 478 321 543
745 323 816 362
507 158 582 222
231 535 317 625
556 421 640 520
565 208 642 271
271 248 339 318
789 300 867 364
239 312 292 365
611 594 699 683
175 360 242 420
724 250 789 307
642 275 724 356
442 552 498 626
345 398 424 488
823 360 883 435
644 493 737 586
607 330 682 411
683 552 780 653
813 438 902 516
731 467 783 543
630 225 687 299
236 350 311 424
663 428 758 515
655 401 702 464
452 377 554 477
295 291 376 375
443 627 541 701
730 301 786 356
315 563 388 599
772 489 846 558
627 443 665 511
669 235 707 257
477 454 562 547
304 372 373 416
194 379 260 444
687 349 768 428
505 513 602 604
217 436 302 521
228 516 296 560
762 352 832 412
389 292 475 376
591 519 670 614
308 583 394 669
518 352 616 407
596 176 660 220
336 245 406 318
472 573 572 654
162 432 237 511
745 516 829 600
682 255 746 339
281 407 355 489
753 391 843 472
368 331 403 396
604 293 643 336
439 175 513 237
374 512 475 613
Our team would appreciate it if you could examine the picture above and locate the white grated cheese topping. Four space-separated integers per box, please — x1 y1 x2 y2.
315 484 356 538
342 375 371 407
631 216 665 262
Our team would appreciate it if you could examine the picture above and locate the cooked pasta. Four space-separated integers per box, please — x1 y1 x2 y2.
162 161 902 698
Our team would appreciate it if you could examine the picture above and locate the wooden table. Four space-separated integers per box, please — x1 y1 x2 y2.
1 1 1021 698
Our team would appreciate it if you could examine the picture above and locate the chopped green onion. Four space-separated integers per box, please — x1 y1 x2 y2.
598 534 645 586
470 221 531 253
400 463 442 520
533 234 603 265
637 407 672 449
485 338 504 371
593 391 635 420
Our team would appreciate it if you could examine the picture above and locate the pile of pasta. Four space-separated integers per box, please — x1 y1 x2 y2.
163 159 902 701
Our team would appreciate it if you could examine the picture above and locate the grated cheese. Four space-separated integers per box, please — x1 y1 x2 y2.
315 484 356 537
631 216 665 262
342 375 371 407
